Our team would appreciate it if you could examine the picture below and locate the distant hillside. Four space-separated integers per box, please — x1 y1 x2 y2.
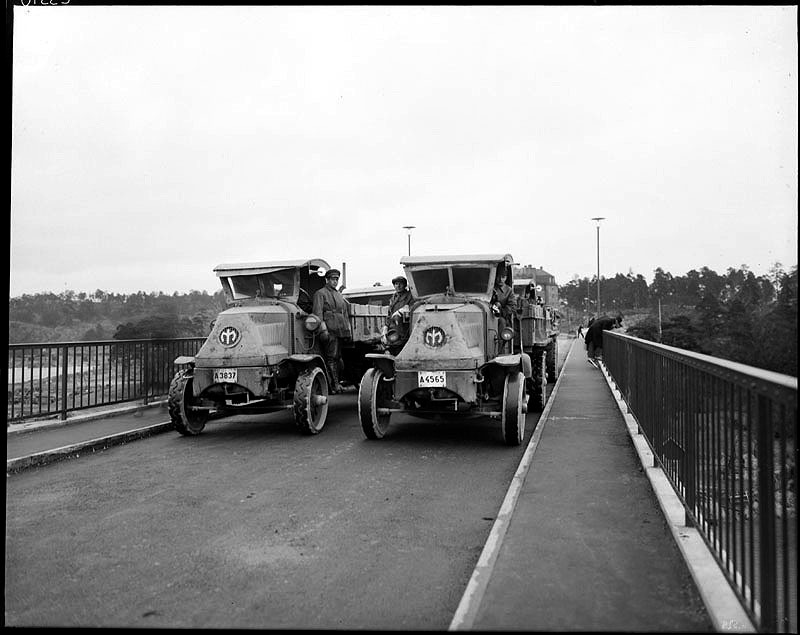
8 290 226 344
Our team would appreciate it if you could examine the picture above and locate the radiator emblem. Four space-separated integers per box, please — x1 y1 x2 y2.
218 326 241 347
423 326 446 348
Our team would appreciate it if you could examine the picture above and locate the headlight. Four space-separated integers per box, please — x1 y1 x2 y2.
501 327 514 341
386 328 400 343
304 315 320 331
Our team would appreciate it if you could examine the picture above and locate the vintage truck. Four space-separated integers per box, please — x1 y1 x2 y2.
168 259 386 436
357 254 542 446
512 276 561 408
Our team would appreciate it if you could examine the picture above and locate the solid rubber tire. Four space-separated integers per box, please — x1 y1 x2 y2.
546 337 558 383
528 350 547 412
358 367 391 440
293 366 329 435
168 369 208 436
502 371 526 446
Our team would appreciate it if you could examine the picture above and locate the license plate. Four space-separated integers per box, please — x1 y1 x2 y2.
213 368 238 383
418 371 446 388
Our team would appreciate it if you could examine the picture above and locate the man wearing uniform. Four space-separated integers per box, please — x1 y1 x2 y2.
387 275 414 323
382 275 415 352
312 268 351 393
491 264 515 333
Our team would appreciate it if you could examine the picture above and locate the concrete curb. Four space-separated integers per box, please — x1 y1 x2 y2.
448 338 576 631
598 361 755 633
6 422 174 474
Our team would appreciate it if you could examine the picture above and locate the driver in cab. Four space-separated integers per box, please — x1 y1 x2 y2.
491 263 515 333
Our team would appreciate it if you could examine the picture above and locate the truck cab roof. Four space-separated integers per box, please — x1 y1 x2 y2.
213 259 330 308
400 254 515 301
213 259 330 278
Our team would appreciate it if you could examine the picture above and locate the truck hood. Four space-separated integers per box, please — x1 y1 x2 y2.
195 305 291 367
394 303 486 370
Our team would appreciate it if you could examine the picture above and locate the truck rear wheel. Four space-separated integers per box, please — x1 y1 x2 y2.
502 371 526 446
359 367 391 439
545 337 558 383
527 350 547 412
293 366 329 434
168 369 208 436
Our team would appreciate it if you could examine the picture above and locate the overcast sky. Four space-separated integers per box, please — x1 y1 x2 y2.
9 5 798 297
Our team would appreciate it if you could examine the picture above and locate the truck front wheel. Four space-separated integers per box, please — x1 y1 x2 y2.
359 367 392 439
168 369 209 436
293 366 329 434
502 370 526 446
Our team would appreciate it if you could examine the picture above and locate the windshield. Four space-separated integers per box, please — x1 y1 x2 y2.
452 266 492 294
225 269 297 300
410 265 492 297
412 268 450 296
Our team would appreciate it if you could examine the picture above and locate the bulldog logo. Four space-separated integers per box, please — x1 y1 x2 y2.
218 326 241 347
423 326 446 348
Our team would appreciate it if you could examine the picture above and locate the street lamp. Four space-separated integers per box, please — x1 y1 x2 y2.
591 217 605 318
402 225 416 256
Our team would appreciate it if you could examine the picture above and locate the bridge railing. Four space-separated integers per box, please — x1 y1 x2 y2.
603 331 797 633
8 338 206 422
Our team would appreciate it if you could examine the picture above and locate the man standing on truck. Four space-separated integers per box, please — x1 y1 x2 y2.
312 268 351 393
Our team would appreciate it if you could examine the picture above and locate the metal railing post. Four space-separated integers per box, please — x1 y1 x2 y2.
142 343 150 405
60 344 69 420
757 394 777 632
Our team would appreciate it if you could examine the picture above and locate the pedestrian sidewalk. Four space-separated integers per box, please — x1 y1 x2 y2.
6 400 173 471
450 342 754 632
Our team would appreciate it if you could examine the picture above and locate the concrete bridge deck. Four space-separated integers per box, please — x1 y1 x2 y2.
6 338 754 631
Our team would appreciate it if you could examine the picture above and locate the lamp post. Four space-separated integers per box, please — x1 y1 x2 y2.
591 217 605 318
402 225 416 256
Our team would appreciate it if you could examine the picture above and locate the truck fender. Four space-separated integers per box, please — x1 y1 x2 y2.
286 354 326 374
521 352 532 378
487 353 532 379
173 355 195 366
364 352 395 379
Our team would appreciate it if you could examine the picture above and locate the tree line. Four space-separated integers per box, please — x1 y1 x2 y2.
8 263 798 376
8 289 226 343
560 264 797 376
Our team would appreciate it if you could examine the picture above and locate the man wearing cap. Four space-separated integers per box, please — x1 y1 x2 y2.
382 276 415 352
387 276 414 324
312 268 351 393
491 264 515 333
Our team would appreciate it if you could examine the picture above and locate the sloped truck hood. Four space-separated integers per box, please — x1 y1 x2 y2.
195 305 290 367
395 303 485 370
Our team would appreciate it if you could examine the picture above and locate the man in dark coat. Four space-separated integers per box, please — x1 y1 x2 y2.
491 265 515 332
585 314 623 366
381 275 415 353
387 276 414 323
312 268 351 392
